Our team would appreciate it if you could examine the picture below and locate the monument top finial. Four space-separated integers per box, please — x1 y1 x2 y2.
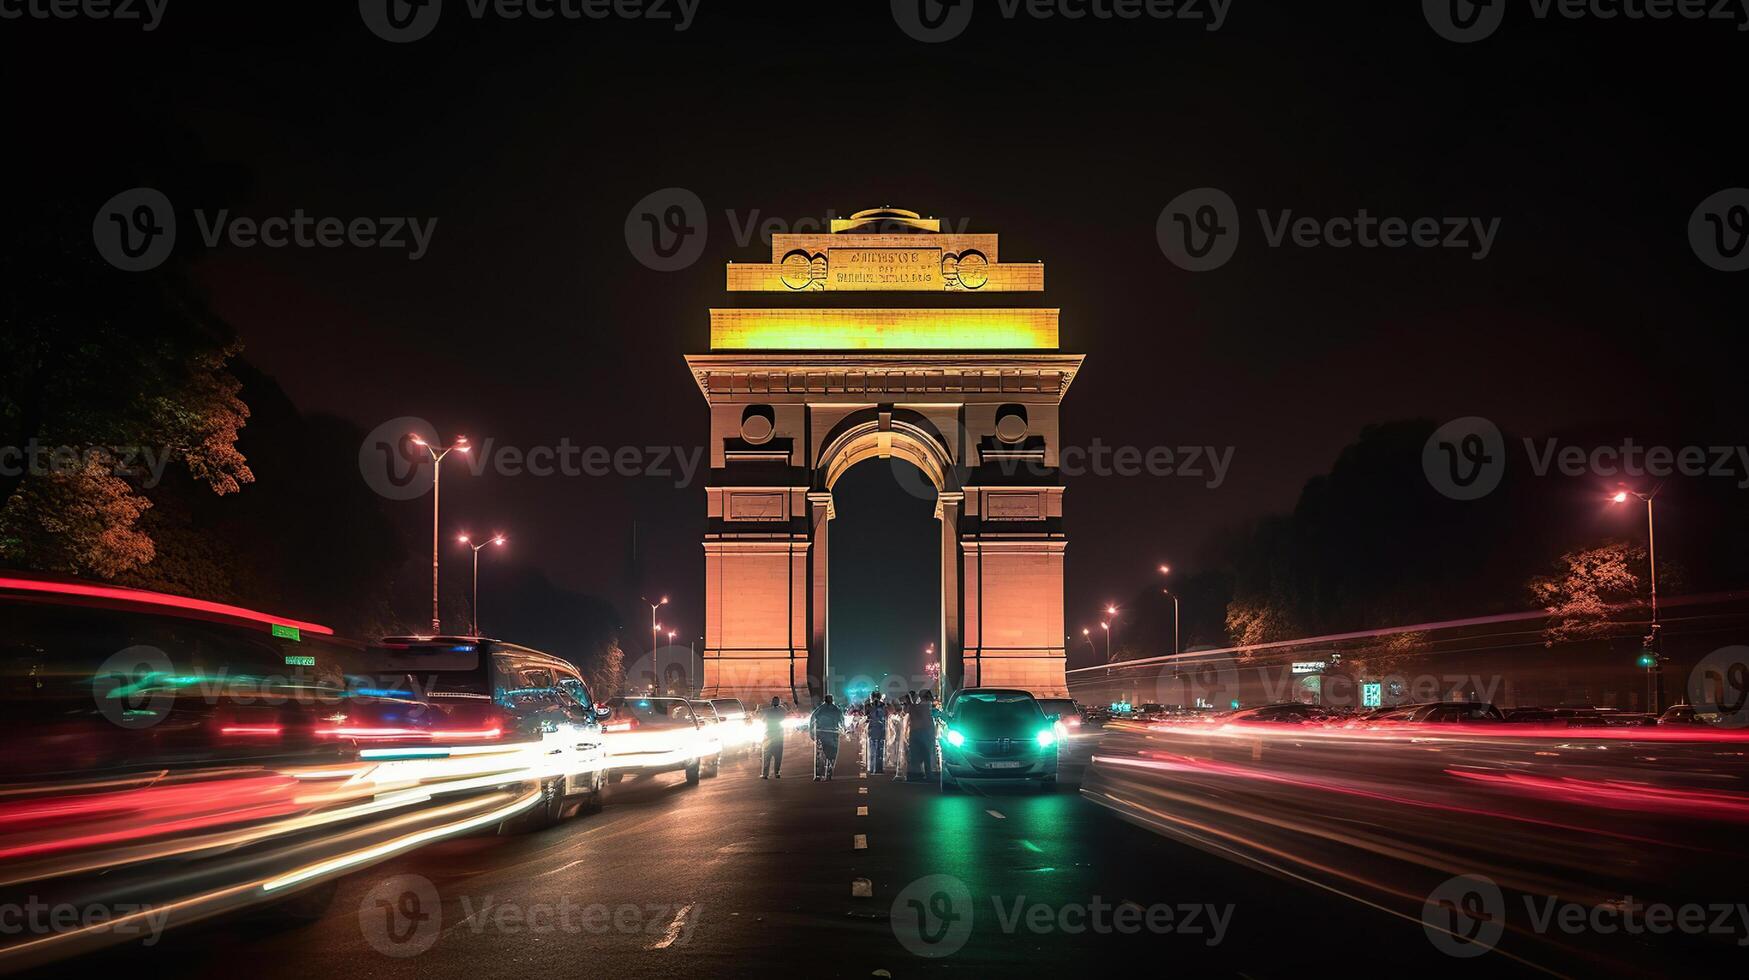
831 207 939 234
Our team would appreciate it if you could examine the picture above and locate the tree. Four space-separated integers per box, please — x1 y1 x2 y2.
2 200 253 578
1529 541 1650 645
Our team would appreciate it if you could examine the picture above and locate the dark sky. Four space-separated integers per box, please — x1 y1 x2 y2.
9 2 1742 676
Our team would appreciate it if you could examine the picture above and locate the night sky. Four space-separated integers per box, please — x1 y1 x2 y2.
10 2 1741 679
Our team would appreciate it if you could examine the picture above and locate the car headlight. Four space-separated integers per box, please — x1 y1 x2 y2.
946 728 965 747
1036 729 1056 748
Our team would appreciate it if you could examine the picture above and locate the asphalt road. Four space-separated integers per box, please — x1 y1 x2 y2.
45 730 1534 979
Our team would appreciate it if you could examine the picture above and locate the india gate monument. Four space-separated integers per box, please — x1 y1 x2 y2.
687 208 1081 706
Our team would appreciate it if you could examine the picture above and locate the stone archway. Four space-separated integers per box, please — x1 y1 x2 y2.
688 208 1081 705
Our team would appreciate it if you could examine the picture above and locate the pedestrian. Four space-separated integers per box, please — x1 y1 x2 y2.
864 691 889 774
906 689 941 781
809 694 847 780
755 696 788 779
889 692 910 779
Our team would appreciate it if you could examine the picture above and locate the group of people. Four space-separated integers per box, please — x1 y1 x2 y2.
750 690 943 781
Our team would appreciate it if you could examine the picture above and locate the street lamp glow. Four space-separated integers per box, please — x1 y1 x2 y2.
410 432 473 634
1612 491 1630 503
460 530 506 637
1158 564 1171 575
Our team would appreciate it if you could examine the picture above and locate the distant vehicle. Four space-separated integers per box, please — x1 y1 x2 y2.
1226 702 1333 725
371 635 611 828
1133 702 1168 720
709 697 755 756
1502 706 1609 728
1657 703 1721 727
939 688 1059 791
601 696 719 784
688 699 732 773
1036 697 1085 736
1369 701 1504 724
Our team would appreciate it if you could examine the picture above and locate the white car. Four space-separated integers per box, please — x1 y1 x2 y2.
602 696 720 783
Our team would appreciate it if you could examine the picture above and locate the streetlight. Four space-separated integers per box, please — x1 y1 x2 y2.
457 533 505 636
643 595 668 693
410 432 470 634
1159 564 1180 656
1103 604 1119 662
1612 486 1664 711
1100 621 1111 663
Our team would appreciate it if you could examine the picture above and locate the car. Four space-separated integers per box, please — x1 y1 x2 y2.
938 688 1060 791
1368 701 1504 725
1503 706 1608 728
1133 701 1169 721
687 699 729 776
600 696 719 785
1657 703 1721 726
0 573 400 779
1036 697 1086 736
369 635 611 829
709 696 756 756
1225 702 1335 725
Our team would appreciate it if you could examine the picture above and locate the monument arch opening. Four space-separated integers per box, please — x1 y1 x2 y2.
688 208 1081 705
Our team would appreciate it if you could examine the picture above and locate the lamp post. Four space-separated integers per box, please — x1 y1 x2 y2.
1103 604 1119 662
1159 563 1181 656
457 533 505 636
643 595 668 694
1613 487 1664 711
1100 621 1111 663
409 433 470 634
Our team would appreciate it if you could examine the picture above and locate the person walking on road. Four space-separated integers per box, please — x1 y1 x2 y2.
756 696 788 779
889 692 911 779
863 691 889 774
809 694 847 780
906 689 942 781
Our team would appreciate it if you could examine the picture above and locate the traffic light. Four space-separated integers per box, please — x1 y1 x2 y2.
1637 649 1657 669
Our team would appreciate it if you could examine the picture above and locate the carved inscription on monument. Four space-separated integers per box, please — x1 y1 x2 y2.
827 247 941 290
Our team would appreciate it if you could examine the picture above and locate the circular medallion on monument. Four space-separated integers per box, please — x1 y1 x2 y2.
779 250 814 290
955 250 989 289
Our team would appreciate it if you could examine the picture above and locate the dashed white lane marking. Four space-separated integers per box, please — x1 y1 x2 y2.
853 834 868 849
851 878 873 898
986 809 1006 819
858 786 868 795
856 805 869 816
649 903 696 949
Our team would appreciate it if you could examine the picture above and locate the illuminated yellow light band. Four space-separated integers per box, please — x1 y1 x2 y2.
710 308 1058 350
